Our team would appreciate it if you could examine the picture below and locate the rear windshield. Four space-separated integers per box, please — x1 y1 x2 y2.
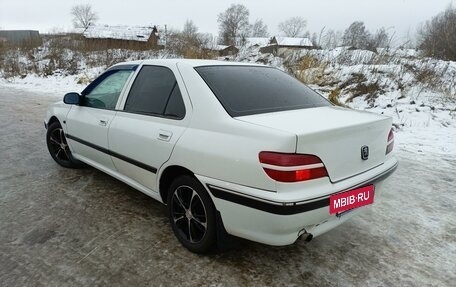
195 65 331 117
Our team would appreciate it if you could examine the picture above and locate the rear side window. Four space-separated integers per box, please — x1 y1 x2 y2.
195 66 331 117
164 85 186 118
124 66 185 119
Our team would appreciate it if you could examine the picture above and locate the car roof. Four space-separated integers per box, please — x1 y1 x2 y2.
114 58 267 68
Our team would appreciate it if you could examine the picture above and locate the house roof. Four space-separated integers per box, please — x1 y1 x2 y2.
244 37 271 47
273 37 313 47
83 25 157 42
212 45 239 51
71 27 86 34
203 39 238 51
213 44 229 51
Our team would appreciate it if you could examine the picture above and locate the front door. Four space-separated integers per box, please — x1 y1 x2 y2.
108 65 189 192
65 68 134 170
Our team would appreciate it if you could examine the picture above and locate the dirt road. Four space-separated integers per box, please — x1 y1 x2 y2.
0 86 454 286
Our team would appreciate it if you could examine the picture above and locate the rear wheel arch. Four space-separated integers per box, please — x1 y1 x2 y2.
159 165 195 204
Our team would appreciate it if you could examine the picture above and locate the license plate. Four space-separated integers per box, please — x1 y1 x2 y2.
329 185 375 214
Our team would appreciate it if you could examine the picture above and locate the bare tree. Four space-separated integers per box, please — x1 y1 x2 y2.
418 5 456 60
342 21 371 49
71 4 98 29
321 29 339 49
182 20 198 38
278 17 307 37
166 20 213 58
250 19 269 37
316 27 326 48
342 22 392 50
401 28 416 49
217 4 250 45
310 32 319 47
322 29 344 49
371 28 391 48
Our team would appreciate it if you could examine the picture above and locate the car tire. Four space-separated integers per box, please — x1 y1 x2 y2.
46 121 84 168
167 175 216 254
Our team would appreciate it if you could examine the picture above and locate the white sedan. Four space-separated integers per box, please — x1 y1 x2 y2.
45 59 398 253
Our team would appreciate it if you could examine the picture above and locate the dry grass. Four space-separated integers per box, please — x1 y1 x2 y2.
286 53 332 86
0 33 219 78
297 55 322 70
182 48 217 59
76 73 93 85
346 81 381 103
328 88 346 106
0 35 165 78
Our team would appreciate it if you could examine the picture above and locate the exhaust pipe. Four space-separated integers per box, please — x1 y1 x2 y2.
298 229 313 242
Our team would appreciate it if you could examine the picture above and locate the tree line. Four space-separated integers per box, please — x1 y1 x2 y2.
71 3 456 60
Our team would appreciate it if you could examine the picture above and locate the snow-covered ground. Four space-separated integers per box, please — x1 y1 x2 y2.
349 90 456 156
0 74 88 96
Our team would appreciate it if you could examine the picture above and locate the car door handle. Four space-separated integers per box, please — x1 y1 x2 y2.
99 119 108 126
158 130 173 141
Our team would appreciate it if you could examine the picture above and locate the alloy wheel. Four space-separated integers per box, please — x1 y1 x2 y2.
48 127 71 163
171 185 208 243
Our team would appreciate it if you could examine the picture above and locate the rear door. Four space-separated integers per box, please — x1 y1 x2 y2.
65 67 134 170
108 64 190 192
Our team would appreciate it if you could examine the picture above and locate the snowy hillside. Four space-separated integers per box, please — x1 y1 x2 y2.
1 45 455 155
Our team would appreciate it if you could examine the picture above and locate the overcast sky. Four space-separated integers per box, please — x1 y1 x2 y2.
1 0 455 43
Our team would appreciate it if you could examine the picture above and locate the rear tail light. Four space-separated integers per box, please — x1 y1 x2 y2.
386 128 394 154
259 152 328 182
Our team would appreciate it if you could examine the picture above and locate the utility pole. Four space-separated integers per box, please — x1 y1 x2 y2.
164 24 167 49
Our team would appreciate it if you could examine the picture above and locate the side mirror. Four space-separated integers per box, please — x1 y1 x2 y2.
63 92 81 105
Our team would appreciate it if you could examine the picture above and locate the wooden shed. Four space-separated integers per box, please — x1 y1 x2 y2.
83 25 161 48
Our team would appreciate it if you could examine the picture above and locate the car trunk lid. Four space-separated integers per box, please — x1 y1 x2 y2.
237 106 392 182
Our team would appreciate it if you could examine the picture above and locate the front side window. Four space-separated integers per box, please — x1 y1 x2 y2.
124 66 185 119
82 70 133 110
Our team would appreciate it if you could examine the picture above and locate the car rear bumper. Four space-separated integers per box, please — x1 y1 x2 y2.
197 158 398 246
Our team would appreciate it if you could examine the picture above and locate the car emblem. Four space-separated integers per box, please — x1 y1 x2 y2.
361 146 369 160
